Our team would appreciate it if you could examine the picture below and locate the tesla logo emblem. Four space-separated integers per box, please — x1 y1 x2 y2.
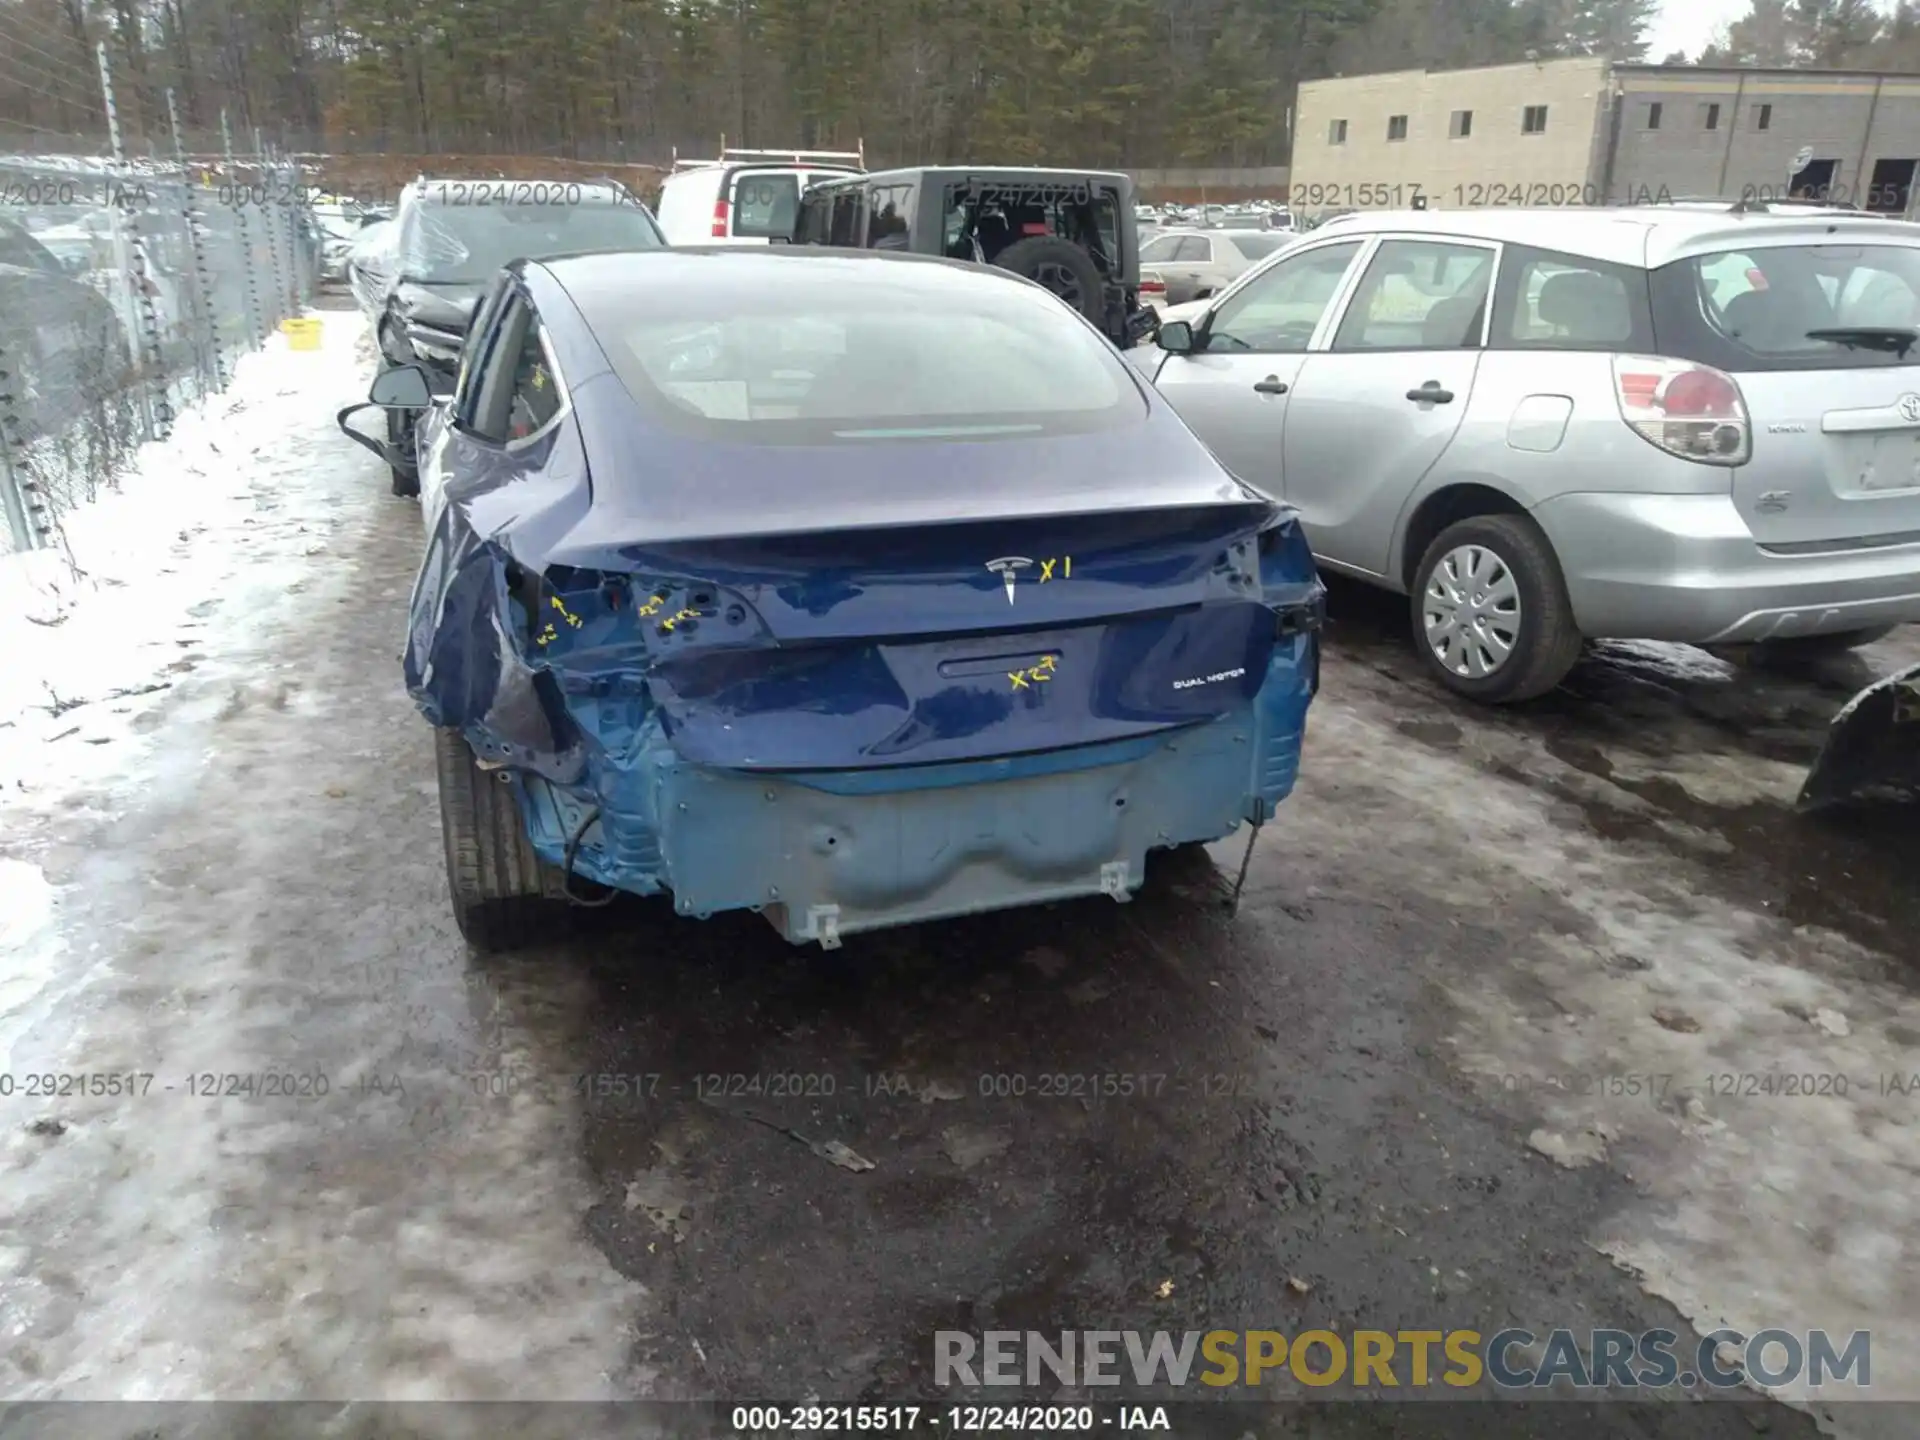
985 555 1072 603
985 556 1032 603
1899 394 1920 423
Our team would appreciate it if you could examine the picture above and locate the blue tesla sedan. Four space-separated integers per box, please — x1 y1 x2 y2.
340 247 1324 951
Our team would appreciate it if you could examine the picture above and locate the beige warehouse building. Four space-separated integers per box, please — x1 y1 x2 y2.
1292 56 1920 215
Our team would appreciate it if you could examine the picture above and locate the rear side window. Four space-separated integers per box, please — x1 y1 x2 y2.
1651 242 1920 370
1490 244 1654 351
1332 238 1494 351
1140 234 1183 264
827 188 866 246
730 173 801 238
1229 235 1284 261
864 182 915 249
795 188 835 244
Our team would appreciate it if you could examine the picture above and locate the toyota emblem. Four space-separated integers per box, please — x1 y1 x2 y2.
1900 393 1920 423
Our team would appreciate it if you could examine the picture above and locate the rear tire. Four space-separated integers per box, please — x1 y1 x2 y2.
991 236 1107 327
1749 626 1897 663
434 726 567 952
1411 514 1583 703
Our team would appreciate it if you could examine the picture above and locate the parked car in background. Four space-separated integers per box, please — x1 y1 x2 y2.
1139 227 1292 306
313 200 378 285
1135 204 1920 702
0 216 127 442
656 143 864 244
792 166 1158 349
336 247 1323 951
369 177 666 496
346 217 398 320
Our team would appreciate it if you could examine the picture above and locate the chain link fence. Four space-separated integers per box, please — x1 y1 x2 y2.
0 86 315 555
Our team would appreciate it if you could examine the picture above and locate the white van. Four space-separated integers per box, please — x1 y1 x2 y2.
656 143 866 245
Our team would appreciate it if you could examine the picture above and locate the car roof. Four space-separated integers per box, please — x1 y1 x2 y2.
1310 206 1920 268
537 244 1041 307
1147 227 1275 240
811 165 1132 188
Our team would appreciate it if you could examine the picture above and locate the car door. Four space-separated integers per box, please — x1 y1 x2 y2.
1149 238 1368 496
417 275 508 524
1280 235 1497 576
1163 236 1216 304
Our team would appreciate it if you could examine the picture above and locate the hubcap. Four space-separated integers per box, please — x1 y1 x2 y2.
1032 261 1084 309
1422 544 1522 679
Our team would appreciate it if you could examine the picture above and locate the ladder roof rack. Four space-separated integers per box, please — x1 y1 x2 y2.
669 137 865 172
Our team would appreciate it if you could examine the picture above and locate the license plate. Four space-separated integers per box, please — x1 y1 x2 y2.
1858 434 1920 491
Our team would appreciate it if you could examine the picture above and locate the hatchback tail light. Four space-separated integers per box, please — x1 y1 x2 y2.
1140 277 1166 295
711 198 730 237
1611 354 1750 465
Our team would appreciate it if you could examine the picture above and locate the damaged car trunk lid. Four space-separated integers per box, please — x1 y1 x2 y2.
528 499 1318 770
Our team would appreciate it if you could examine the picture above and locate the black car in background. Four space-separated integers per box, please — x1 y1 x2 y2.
370 178 667 495
790 166 1156 349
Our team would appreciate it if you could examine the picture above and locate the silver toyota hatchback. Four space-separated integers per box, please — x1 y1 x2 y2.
1130 204 1920 701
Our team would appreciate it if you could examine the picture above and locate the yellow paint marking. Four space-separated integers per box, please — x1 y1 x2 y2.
660 607 702 633
549 594 584 629
1040 558 1056 582
1008 671 1030 691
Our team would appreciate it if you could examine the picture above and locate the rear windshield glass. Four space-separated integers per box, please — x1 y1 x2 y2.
938 180 1124 275
1651 242 1920 370
730 172 801 238
1228 234 1284 261
400 189 663 283
594 261 1142 444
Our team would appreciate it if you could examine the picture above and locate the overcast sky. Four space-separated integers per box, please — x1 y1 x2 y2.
1645 0 1895 61
1645 0 1754 60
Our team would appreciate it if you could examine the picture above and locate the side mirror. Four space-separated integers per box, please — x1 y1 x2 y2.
369 364 434 408
1157 320 1195 354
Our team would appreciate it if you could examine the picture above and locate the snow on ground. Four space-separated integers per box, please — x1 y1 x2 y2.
1292 668 1920 1428
0 312 647 1403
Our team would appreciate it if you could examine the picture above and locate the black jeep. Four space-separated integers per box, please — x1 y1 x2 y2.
790 166 1156 349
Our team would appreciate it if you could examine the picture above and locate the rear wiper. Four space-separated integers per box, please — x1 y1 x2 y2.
1805 326 1920 357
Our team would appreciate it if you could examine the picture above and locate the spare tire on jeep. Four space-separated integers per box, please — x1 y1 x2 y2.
991 235 1106 328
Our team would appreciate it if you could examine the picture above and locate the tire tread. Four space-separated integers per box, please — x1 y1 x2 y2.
433 726 566 952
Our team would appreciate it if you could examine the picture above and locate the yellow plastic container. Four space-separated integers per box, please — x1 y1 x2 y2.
281 317 322 351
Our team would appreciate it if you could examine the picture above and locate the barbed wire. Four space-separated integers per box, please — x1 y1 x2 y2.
0 12 104 88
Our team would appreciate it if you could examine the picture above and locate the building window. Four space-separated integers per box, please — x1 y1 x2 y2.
1387 114 1408 141
1329 118 1347 145
1522 105 1548 135
1450 109 1473 138
1646 102 1662 130
1756 103 1772 131
1702 102 1721 130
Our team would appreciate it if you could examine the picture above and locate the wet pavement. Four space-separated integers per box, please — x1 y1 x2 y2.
0 304 1915 1436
